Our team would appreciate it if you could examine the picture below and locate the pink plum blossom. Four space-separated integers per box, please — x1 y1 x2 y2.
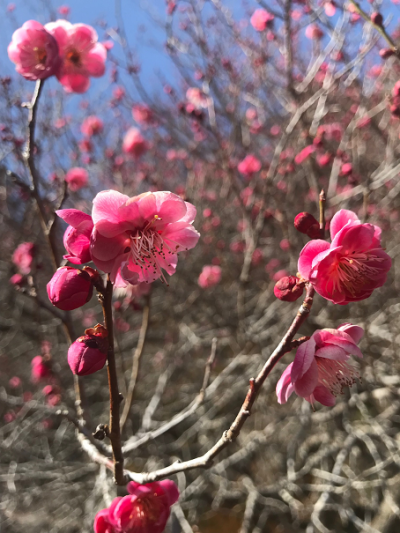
12 242 35 274
8 21 60 80
186 87 208 109
122 128 148 158
298 209 392 304
90 190 200 286
250 9 274 31
94 479 179 533
238 154 261 176
65 167 88 191
57 209 94 264
68 332 107 376
198 265 221 288
45 20 107 93
276 324 364 407
81 115 103 136
132 104 154 124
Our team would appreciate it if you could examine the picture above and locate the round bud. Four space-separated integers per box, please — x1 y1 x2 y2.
371 12 383 26
47 267 93 311
274 276 304 302
294 212 321 239
379 48 394 59
68 335 108 376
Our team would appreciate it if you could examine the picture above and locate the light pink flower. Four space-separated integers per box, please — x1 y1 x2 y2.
12 242 35 274
45 20 107 93
238 154 261 176
186 87 208 109
132 104 154 124
277 324 364 407
298 209 392 304
122 128 148 158
57 208 93 264
90 190 200 285
94 480 179 533
81 115 103 136
8 20 60 80
198 265 221 288
250 9 274 31
65 167 88 191
305 24 324 40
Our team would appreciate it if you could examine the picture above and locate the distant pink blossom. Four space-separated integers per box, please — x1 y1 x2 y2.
186 87 208 108
277 324 364 407
238 154 261 176
132 104 154 124
250 9 274 31
57 209 94 264
324 1 336 17
8 20 60 80
298 209 392 304
295 145 316 164
81 115 103 136
94 480 179 533
65 167 88 191
45 20 107 93
12 242 35 274
58 5 70 16
305 24 324 40
90 190 200 285
31 356 50 382
198 265 221 288
122 128 148 158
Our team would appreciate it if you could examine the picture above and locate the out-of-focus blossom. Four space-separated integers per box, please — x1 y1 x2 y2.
81 115 103 136
57 209 94 264
12 242 35 274
198 265 221 288
8 20 60 80
250 9 274 31
65 167 88 191
132 104 154 124
122 128 148 158
238 154 261 176
45 20 107 93
186 87 208 109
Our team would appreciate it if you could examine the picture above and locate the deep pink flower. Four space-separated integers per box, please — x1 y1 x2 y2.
277 324 364 407
65 167 88 191
8 20 60 80
122 128 148 158
90 190 200 285
12 242 35 274
57 208 94 264
198 265 221 288
47 266 93 311
238 154 261 176
45 20 107 93
298 209 392 304
94 480 179 533
250 9 274 31
295 145 316 164
81 115 103 136
68 332 108 376
31 356 51 382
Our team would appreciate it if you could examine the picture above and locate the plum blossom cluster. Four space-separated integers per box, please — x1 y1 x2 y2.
94 480 179 533
47 190 199 375
8 19 107 93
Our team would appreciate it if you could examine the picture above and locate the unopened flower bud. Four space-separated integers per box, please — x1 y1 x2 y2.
294 212 321 239
371 12 383 26
274 276 304 302
68 333 108 376
47 267 93 311
379 48 394 59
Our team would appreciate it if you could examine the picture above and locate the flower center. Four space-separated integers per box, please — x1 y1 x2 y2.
332 251 384 295
316 357 359 396
34 47 47 67
66 49 81 67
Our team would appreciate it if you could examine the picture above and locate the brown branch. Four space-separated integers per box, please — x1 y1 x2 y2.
120 296 151 430
100 276 125 485
123 285 315 483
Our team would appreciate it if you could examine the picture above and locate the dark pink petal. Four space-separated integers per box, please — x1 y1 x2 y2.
159 479 180 505
59 73 90 93
90 229 128 262
162 222 200 251
84 43 107 77
298 240 330 280
332 223 374 251
291 337 317 383
293 359 318 398
315 345 348 360
315 329 363 358
329 209 360 240
155 192 188 223
56 208 92 229
313 385 336 406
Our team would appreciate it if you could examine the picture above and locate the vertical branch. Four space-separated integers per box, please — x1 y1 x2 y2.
101 276 125 485
120 296 151 430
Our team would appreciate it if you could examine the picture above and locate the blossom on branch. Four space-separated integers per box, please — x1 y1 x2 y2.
8 20 60 80
90 190 200 285
45 20 107 93
298 209 391 304
94 480 179 533
57 208 94 264
277 324 364 407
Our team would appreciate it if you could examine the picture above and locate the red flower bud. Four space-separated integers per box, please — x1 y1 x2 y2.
294 212 321 239
274 276 304 302
379 48 394 59
67 334 108 376
371 12 383 26
47 267 93 311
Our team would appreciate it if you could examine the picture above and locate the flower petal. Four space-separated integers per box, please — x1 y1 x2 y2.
291 337 317 383
298 240 330 280
92 190 130 237
276 362 295 404
330 209 360 240
313 385 336 406
293 359 318 398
